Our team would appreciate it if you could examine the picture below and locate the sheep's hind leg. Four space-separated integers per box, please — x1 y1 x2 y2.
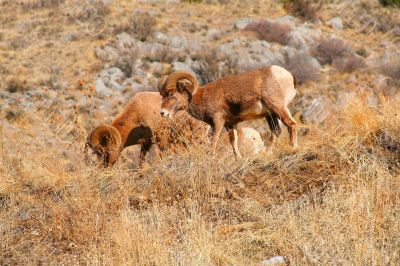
274 106 298 149
228 126 243 159
266 112 282 152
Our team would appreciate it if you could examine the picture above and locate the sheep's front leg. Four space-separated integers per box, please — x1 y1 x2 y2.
228 127 243 159
211 115 225 156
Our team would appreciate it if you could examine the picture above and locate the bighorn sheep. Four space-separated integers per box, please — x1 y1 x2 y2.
158 65 297 158
86 92 162 167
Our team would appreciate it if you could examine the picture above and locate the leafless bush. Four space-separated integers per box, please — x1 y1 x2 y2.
192 49 239 85
312 37 351 65
113 50 136 77
245 20 293 45
282 0 319 21
312 37 366 73
6 78 29 93
5 110 25 122
333 55 366 73
381 59 400 82
6 35 30 50
66 0 110 22
19 0 64 9
282 51 320 84
112 12 156 41
129 13 157 41
148 46 185 64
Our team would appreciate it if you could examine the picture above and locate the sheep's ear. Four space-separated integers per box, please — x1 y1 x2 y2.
177 79 195 95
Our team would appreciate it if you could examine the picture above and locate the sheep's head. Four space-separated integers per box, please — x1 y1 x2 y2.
86 125 122 167
158 71 199 118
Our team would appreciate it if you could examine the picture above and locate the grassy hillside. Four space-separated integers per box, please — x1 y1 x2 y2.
0 0 399 265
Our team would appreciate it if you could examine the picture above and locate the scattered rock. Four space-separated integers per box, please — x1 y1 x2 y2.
330 17 344 30
300 98 333 124
62 32 79 42
276 15 297 28
95 45 119 62
238 127 265 156
234 18 254 30
207 28 221 41
172 61 195 75
260 256 286 266
95 67 125 95
116 32 136 49
170 36 188 49
154 31 168 45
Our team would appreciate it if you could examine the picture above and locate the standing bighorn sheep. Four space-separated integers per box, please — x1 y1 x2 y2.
158 65 297 158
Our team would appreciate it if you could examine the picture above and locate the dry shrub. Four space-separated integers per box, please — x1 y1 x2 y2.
130 12 157 41
282 50 320 84
312 37 351 65
66 0 110 22
5 110 25 122
6 78 29 93
112 12 156 41
282 0 319 20
113 49 136 77
333 55 366 73
6 35 30 50
381 59 400 82
155 112 209 153
19 0 64 9
245 20 293 45
192 49 239 84
312 36 365 72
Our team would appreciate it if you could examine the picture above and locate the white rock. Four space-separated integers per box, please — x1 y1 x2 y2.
207 28 221 41
238 127 265 156
260 256 286 266
330 17 344 30
234 18 254 30
170 36 188 49
172 61 195 76
116 32 135 49
276 15 297 27
154 31 168 45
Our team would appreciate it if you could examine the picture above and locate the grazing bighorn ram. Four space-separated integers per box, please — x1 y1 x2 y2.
158 65 297 158
86 92 162 167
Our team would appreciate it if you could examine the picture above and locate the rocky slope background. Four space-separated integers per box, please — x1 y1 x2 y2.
0 0 400 265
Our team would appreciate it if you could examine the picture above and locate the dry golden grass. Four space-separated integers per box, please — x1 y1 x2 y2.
1 96 399 265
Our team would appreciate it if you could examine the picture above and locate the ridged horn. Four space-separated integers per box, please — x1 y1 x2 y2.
88 125 122 151
164 71 199 95
158 75 168 92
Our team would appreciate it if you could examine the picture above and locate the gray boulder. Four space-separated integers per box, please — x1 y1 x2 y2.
234 18 254 30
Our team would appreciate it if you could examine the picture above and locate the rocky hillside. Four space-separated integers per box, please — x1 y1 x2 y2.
0 0 399 265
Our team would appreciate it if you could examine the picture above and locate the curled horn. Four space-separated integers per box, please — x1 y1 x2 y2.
163 71 199 95
87 125 122 166
158 75 168 92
